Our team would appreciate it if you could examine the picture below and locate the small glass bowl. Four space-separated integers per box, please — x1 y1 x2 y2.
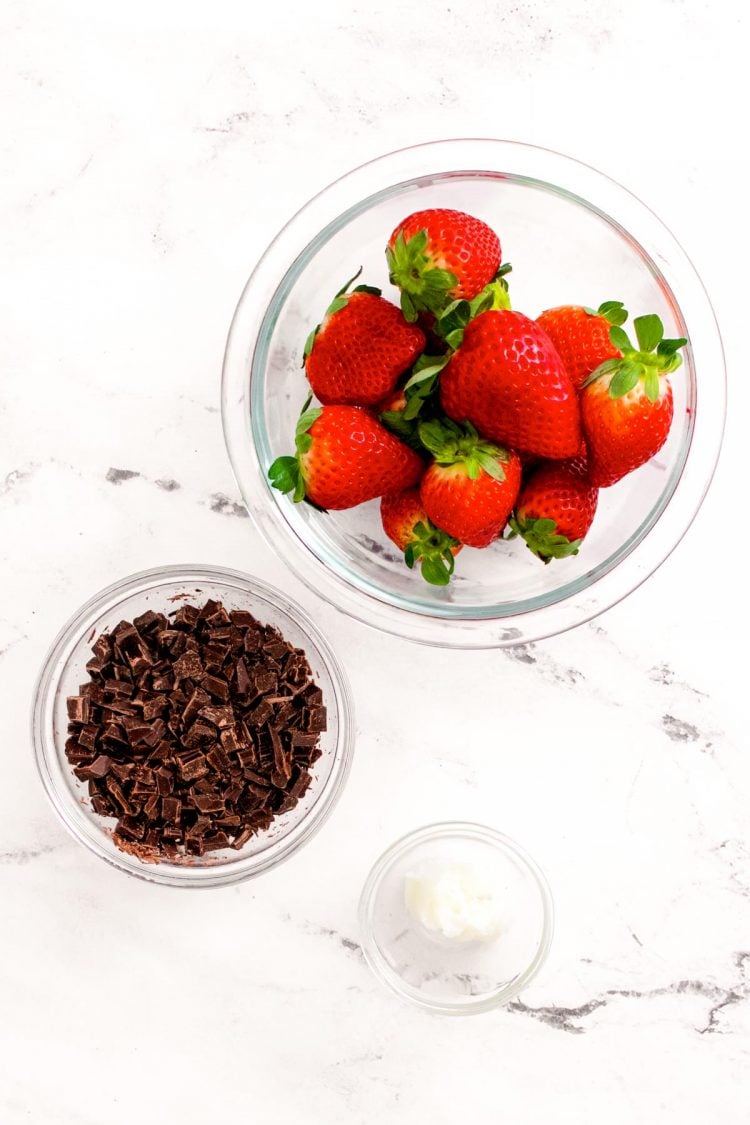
222 138 726 648
359 823 553 1015
32 565 355 887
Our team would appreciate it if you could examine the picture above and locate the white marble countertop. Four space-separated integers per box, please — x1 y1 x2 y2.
2 1 748 1121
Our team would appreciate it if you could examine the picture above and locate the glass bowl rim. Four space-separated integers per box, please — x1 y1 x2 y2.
222 138 726 648
358 820 555 1015
31 563 356 888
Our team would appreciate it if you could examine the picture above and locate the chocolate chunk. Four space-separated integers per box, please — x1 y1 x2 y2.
228 610 257 628
65 740 95 765
234 657 252 696
198 704 234 729
143 793 161 821
306 706 327 732
291 731 319 749
106 777 133 815
231 826 254 849
133 610 166 634
202 831 230 852
202 674 229 702
219 727 241 756
161 796 181 822
173 651 204 682
176 753 209 782
193 793 225 814
247 699 272 727
85 754 112 779
91 794 115 817
115 816 145 841
243 629 262 654
181 721 215 749
206 744 232 773
172 604 200 629
66 695 90 724
77 724 99 750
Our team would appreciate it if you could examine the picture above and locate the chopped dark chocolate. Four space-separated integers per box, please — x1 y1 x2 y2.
65 599 327 862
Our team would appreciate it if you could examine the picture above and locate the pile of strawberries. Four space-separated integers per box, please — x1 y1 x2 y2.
269 208 686 586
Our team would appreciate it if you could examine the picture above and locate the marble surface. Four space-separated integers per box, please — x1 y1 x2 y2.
2 1 748 1121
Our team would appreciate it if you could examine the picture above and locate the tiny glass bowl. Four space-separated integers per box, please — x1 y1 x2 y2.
222 138 726 648
358 822 553 1015
32 565 355 888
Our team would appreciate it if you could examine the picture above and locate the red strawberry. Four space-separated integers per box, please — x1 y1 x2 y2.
440 309 582 459
418 419 521 548
269 403 423 510
387 209 501 320
304 276 424 407
510 457 598 562
580 315 686 487
380 488 462 586
536 301 627 390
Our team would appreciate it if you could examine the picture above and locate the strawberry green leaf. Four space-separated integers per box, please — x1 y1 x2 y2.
582 306 597 316
425 267 459 290
609 361 643 398
436 299 471 338
325 295 349 318
598 300 628 326
443 328 465 350
303 327 318 361
333 267 363 300
609 325 632 352
404 544 416 569
420 556 451 586
409 229 428 255
657 337 688 357
352 284 382 296
400 291 417 323
417 418 464 458
470 290 495 317
295 406 322 439
634 314 664 352
379 409 423 450
268 455 302 497
643 368 661 403
405 358 449 389
585 357 621 384
474 450 506 482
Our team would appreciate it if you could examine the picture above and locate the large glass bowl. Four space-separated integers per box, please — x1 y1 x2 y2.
222 139 725 648
32 566 355 887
